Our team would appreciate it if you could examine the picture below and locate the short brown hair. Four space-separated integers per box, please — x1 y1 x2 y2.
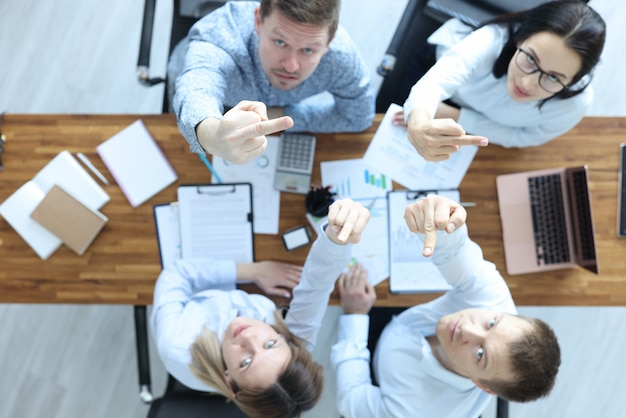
480 317 561 402
189 311 323 418
259 0 341 40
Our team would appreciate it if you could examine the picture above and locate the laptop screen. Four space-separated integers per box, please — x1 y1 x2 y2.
565 166 598 274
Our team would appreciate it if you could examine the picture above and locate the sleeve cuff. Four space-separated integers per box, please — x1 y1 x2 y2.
338 314 370 342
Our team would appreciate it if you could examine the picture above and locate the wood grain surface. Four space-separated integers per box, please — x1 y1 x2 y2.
1 114 624 306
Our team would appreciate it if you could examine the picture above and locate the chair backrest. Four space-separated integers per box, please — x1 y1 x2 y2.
134 306 248 418
137 0 230 111
375 0 442 113
375 0 560 112
147 375 249 418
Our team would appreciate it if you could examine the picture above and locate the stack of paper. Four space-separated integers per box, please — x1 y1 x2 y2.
0 151 110 259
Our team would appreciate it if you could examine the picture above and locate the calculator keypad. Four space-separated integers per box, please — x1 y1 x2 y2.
278 134 316 173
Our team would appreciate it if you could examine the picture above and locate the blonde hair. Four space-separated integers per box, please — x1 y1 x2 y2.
189 311 323 418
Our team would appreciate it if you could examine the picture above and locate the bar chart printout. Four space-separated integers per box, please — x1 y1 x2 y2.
321 159 391 199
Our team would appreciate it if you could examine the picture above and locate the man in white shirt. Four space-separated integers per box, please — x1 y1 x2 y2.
331 195 561 418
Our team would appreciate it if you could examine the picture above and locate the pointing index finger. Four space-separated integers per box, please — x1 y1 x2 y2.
448 134 488 147
243 116 294 138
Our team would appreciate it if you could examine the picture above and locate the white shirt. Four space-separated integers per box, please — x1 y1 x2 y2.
331 225 517 418
403 19 592 148
152 228 351 392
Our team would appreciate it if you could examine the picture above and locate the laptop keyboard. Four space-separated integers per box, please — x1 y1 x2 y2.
528 174 571 265
277 133 316 174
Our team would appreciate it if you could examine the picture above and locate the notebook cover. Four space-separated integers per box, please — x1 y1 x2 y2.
30 185 108 255
0 150 109 259
96 120 178 207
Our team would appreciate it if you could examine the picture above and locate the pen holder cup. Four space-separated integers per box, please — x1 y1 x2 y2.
305 186 336 218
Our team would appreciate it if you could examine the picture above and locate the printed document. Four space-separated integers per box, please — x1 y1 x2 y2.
363 104 477 190
211 137 280 234
177 183 254 262
319 159 392 285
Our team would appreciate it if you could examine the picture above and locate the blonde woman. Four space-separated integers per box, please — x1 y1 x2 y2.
151 198 370 418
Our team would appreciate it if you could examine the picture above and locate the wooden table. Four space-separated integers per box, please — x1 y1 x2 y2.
1 114 625 306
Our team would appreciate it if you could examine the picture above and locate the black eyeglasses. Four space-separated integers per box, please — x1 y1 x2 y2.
514 48 568 94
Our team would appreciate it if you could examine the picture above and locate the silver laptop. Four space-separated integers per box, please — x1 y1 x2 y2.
273 133 316 195
496 166 598 275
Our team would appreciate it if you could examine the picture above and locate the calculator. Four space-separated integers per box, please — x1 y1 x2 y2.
274 133 316 194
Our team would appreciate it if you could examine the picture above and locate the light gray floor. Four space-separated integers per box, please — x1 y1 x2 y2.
1 1 625 417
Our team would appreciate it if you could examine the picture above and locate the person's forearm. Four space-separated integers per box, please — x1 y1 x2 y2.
331 315 382 418
406 105 432 127
235 263 256 283
285 230 352 348
195 117 220 154
434 102 460 121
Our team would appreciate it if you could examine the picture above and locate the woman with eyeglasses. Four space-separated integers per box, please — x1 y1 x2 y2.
394 0 606 162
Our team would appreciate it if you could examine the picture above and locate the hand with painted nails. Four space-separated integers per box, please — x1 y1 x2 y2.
405 107 488 162
326 198 371 245
404 195 467 257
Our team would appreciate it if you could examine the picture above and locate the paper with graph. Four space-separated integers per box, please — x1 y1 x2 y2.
363 103 477 190
388 189 459 293
320 159 391 285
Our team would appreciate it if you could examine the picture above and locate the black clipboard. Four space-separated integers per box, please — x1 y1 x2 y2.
387 189 459 294
177 183 254 263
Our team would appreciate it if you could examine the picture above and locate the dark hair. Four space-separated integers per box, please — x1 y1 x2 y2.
489 0 606 103
259 0 341 40
190 311 323 418
480 317 561 402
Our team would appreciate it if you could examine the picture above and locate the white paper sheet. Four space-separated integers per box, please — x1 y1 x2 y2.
320 158 392 199
177 184 254 262
318 159 391 285
211 137 280 234
96 120 177 207
363 104 477 190
388 189 459 293
0 151 110 259
305 196 389 286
